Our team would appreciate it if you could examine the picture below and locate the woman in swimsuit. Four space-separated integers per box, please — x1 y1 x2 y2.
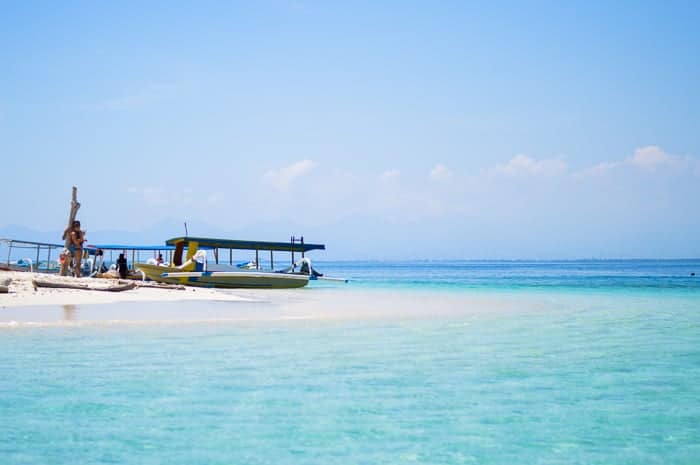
70 220 85 277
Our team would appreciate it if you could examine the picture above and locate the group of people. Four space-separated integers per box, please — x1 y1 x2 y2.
61 220 164 278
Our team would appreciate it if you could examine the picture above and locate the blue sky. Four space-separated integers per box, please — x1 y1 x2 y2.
1 1 699 259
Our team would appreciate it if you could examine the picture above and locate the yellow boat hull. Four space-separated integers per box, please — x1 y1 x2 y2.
135 263 309 289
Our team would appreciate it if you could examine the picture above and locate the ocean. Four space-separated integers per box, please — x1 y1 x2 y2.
1 260 699 464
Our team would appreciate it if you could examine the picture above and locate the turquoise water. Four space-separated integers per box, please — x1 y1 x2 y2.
1 261 700 464
315 259 700 291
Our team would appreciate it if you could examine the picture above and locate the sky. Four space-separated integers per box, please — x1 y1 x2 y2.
1 0 699 259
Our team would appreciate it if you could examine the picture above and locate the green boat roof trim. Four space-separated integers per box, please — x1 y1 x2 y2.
165 236 326 253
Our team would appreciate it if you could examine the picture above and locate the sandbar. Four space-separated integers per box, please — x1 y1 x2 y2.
0 270 559 328
0 271 254 308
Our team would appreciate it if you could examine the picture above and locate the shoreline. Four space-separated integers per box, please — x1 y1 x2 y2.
0 271 590 329
3 269 699 329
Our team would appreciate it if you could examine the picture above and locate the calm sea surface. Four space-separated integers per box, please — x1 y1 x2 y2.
1 260 699 464
316 259 700 291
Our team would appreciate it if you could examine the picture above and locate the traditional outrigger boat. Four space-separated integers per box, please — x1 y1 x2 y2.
136 236 326 289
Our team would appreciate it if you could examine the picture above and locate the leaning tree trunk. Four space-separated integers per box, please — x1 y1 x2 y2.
59 186 81 276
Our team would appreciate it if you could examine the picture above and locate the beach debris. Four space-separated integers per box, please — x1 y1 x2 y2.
32 278 136 292
96 270 144 280
134 282 186 290
0 277 11 293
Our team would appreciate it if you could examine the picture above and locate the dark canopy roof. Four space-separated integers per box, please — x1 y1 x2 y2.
165 236 325 253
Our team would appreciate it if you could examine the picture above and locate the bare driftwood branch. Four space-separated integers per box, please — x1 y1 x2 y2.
32 279 136 292
134 282 186 290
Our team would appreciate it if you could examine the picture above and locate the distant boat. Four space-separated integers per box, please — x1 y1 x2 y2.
0 238 65 273
136 236 325 289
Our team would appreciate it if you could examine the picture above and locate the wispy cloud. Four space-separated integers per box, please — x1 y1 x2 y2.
492 154 567 177
264 159 317 190
429 164 453 181
575 146 699 178
380 169 401 181
126 186 170 206
575 161 620 177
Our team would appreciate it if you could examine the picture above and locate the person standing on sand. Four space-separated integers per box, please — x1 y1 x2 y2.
68 220 86 277
116 253 128 279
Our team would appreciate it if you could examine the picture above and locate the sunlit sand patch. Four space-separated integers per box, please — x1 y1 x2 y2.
0 284 567 328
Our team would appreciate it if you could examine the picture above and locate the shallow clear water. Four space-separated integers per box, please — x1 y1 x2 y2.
1 261 699 464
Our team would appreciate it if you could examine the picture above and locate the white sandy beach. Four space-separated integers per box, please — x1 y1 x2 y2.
0 271 255 308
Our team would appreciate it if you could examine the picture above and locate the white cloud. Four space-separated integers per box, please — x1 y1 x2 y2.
575 146 699 178
629 145 672 170
493 154 567 177
380 169 401 181
264 159 317 190
574 161 621 178
429 164 453 181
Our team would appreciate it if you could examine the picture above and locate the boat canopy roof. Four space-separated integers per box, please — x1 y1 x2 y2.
1 239 178 252
165 236 325 253
0 238 63 248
